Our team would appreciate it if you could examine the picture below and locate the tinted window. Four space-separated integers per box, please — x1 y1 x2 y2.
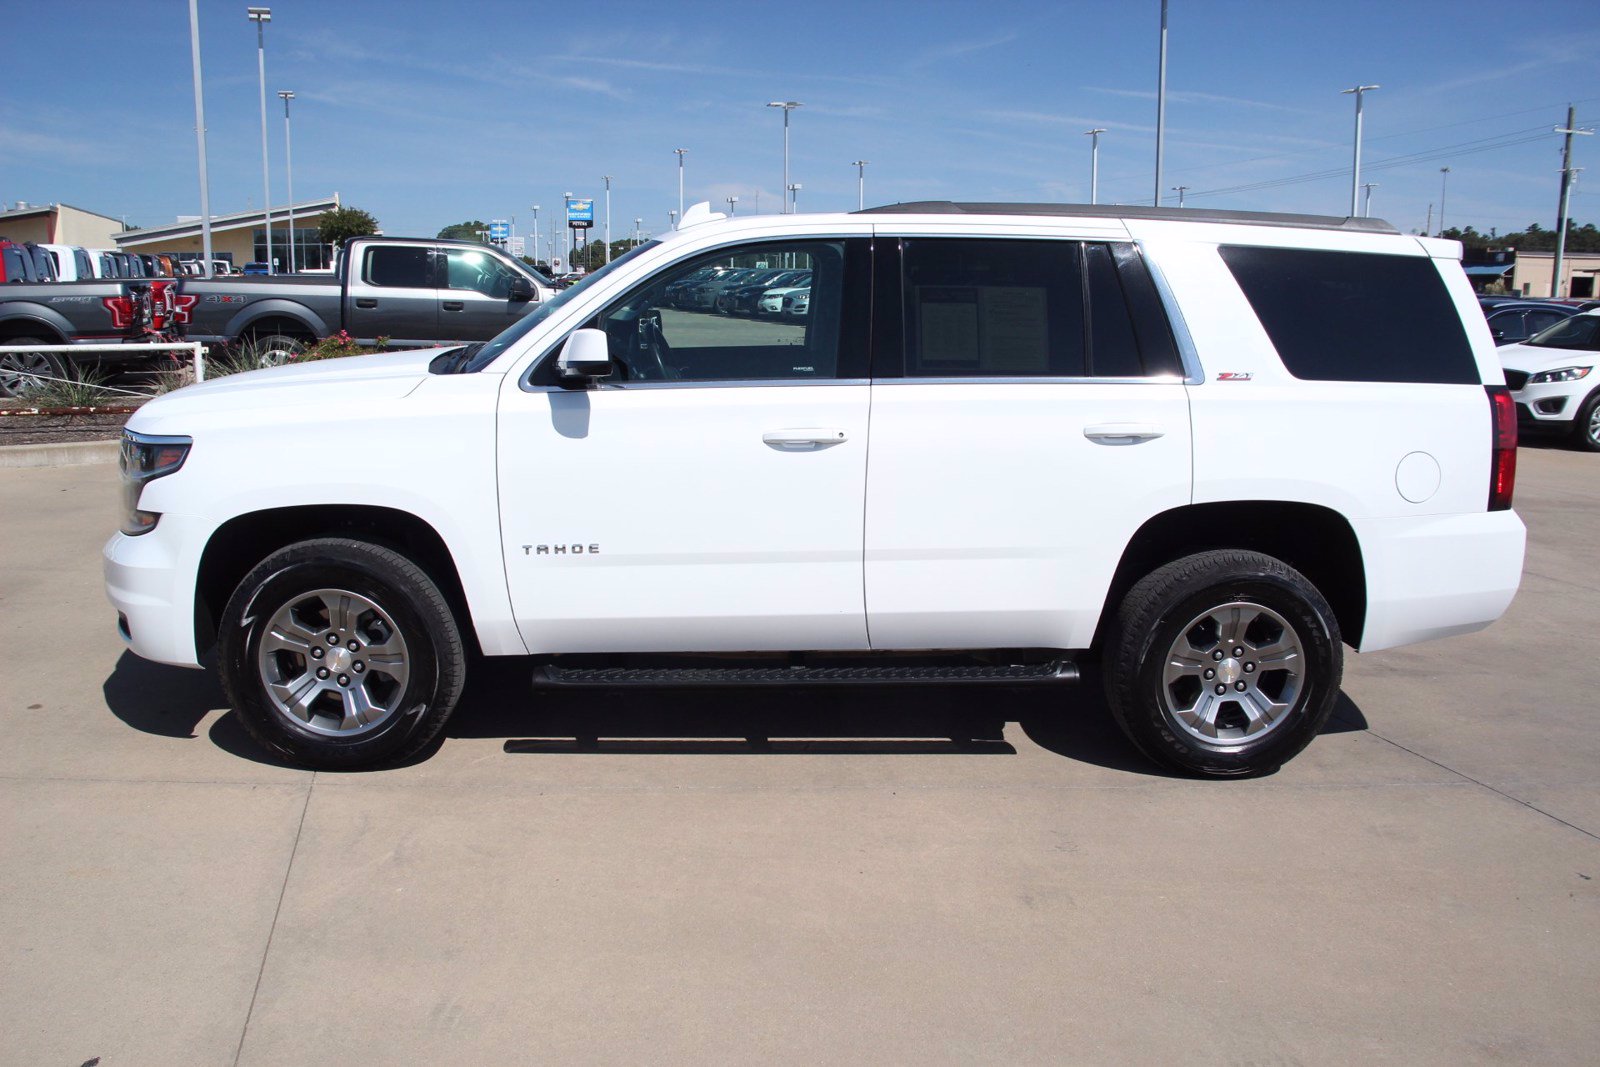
588 240 858 383
1524 310 1568 336
1527 314 1600 351
365 246 433 288
902 239 1086 377
3 248 27 282
1219 246 1478 384
1086 243 1142 377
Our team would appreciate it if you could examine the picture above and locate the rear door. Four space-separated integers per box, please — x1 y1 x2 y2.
864 235 1193 651
345 242 438 343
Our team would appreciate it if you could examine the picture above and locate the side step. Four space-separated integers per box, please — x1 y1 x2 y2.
532 659 1079 688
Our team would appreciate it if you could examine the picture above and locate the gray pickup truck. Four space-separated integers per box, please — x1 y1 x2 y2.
0 237 556 393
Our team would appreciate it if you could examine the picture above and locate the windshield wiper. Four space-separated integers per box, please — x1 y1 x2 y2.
428 342 484 374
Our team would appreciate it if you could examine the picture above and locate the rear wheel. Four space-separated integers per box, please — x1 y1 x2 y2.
218 538 466 769
1104 550 1343 778
0 340 68 399
249 333 308 367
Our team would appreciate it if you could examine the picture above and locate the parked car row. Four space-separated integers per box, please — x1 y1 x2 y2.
0 237 237 283
664 264 814 318
1477 294 1600 346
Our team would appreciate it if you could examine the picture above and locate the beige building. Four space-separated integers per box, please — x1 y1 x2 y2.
115 195 344 271
1509 250 1600 300
0 202 124 249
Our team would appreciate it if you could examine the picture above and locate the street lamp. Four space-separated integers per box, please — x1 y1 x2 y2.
1084 129 1106 205
767 101 803 213
633 217 642 247
669 208 677 232
787 183 802 213
186 0 214 278
530 204 539 268
1341 84 1380 218
1154 0 1168 206
247 6 273 273
726 195 739 216
1172 185 1188 208
674 148 688 221
850 160 869 210
602 175 612 264
564 191 574 271
1438 166 1451 236
277 90 295 272
1362 182 1379 218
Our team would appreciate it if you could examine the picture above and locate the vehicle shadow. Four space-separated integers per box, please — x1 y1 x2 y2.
102 651 1370 777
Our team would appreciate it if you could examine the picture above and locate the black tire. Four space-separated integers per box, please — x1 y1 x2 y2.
0 339 69 399
249 333 308 366
1103 550 1342 778
217 538 466 770
1571 389 1600 452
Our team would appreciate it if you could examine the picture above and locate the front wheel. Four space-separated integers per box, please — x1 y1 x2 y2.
0 340 68 399
1103 550 1343 778
1572 390 1600 452
218 538 466 769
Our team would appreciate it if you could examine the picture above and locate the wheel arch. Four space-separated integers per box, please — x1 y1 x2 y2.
227 303 327 342
194 504 478 659
0 311 69 345
1094 501 1366 650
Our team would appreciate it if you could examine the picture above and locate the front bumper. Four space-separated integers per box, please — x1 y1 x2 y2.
103 519 203 669
1509 377 1589 432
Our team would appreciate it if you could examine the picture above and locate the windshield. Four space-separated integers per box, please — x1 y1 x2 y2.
1527 314 1600 351
460 240 661 373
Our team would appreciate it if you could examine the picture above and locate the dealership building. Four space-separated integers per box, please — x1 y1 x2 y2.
113 195 344 271
0 202 125 250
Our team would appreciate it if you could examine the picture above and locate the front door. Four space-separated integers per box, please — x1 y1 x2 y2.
497 237 874 654
439 245 538 341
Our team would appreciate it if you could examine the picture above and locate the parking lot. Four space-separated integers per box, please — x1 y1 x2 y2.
1 447 1597 1064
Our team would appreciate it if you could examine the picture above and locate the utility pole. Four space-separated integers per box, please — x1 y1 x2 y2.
1172 185 1188 208
1362 182 1378 218
1424 202 1433 236
1552 105 1594 298
1438 167 1451 236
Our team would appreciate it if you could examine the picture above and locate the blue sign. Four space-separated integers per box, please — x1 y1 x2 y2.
488 221 511 241
567 199 594 229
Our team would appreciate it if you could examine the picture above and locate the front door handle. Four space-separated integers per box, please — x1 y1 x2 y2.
1083 422 1166 445
355 297 378 309
762 428 848 450
442 300 465 311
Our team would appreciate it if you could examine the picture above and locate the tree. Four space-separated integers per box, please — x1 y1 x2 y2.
317 206 379 248
438 220 490 242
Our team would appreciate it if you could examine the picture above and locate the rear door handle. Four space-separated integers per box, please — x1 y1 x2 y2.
355 297 377 309
442 301 465 311
1083 422 1166 445
762 428 848 450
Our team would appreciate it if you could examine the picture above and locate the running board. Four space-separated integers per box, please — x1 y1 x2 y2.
532 659 1079 688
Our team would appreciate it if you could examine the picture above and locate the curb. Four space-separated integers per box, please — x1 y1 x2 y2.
0 440 120 469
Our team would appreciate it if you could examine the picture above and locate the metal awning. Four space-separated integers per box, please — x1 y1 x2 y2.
1463 264 1513 276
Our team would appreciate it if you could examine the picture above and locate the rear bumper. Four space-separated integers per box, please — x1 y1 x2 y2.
1354 509 1525 652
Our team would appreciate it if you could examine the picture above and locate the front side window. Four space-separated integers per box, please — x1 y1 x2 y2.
1527 314 1600 351
581 240 859 383
364 246 433 288
445 248 521 297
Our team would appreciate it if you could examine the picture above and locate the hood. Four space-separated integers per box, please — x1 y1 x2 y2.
1498 341 1600 375
129 346 451 427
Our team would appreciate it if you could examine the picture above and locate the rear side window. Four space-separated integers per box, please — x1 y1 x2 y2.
365 246 433 288
1219 246 1478 384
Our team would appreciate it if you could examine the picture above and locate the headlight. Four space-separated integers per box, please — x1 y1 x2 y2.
119 430 191 535
1527 365 1593 384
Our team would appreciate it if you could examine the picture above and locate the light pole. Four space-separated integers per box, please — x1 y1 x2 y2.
674 149 687 221
633 217 642 247
277 90 295 272
787 183 802 213
1341 84 1380 218
725 195 739 216
851 160 869 210
1172 185 1188 208
247 7 273 272
186 0 214 278
669 208 677 232
1154 0 1168 206
767 101 803 213
530 205 539 269
1438 166 1450 235
1362 182 1379 217
1084 128 1106 205
564 191 574 272
602 175 612 264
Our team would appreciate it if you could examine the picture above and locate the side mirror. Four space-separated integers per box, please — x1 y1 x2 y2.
556 328 612 382
508 277 534 302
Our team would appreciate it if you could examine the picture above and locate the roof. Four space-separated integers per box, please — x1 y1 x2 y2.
116 195 341 245
0 202 123 225
856 201 1400 234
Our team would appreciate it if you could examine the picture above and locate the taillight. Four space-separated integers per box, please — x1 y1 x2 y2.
101 294 135 329
1487 385 1517 511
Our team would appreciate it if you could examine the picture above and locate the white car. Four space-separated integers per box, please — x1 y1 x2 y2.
758 277 811 316
1499 310 1600 451
105 201 1525 777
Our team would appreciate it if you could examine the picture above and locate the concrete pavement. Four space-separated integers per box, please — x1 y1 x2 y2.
1 452 1596 1064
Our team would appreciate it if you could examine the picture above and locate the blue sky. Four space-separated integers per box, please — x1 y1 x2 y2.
4 0 1598 251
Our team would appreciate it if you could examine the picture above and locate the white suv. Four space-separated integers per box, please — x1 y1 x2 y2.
1499 309 1600 450
105 202 1526 778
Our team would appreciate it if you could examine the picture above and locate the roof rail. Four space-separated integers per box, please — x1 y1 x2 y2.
855 201 1400 234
